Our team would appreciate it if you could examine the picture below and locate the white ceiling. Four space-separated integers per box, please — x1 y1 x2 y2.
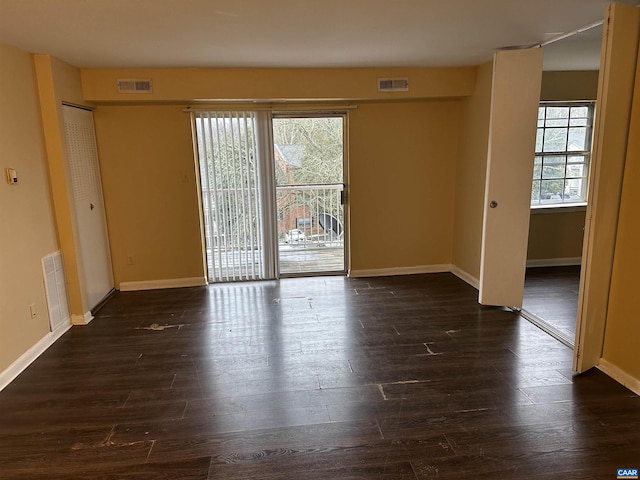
0 0 637 70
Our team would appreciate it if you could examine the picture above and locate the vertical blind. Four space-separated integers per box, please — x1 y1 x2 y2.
194 111 277 282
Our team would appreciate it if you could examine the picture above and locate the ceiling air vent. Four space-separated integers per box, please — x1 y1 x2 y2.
378 78 409 92
117 78 153 93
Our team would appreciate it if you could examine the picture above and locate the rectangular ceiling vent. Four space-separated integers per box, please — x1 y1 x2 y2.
378 78 409 92
117 78 153 93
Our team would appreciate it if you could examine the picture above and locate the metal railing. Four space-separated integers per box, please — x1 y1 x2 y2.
276 183 344 249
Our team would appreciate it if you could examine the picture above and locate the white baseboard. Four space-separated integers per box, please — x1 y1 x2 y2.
71 310 93 325
0 320 72 392
119 276 207 292
450 265 480 289
526 257 582 268
349 264 451 278
597 358 640 396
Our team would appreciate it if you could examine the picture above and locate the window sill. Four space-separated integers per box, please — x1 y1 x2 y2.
530 203 587 215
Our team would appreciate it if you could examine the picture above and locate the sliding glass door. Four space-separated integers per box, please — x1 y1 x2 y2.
273 115 346 275
194 111 346 282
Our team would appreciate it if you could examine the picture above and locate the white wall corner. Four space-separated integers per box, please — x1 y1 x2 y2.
450 265 480 290
119 276 207 292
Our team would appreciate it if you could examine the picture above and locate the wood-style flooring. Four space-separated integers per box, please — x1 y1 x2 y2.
0 273 638 479
523 266 581 340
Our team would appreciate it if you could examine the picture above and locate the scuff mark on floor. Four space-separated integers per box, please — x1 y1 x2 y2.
70 425 148 451
377 384 388 401
387 380 427 385
419 343 443 356
137 323 184 331
375 419 385 439
445 329 461 341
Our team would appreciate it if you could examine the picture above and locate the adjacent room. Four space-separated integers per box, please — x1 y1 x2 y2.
1 1 639 478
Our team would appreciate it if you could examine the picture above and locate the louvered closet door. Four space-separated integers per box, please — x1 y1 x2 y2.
63 105 114 308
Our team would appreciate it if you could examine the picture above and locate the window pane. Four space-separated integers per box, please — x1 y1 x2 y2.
570 106 589 118
567 155 587 164
535 129 544 152
542 164 565 179
568 127 588 151
570 117 588 127
540 179 565 202
546 118 569 127
566 179 585 200
537 107 545 127
543 128 568 152
546 106 570 120
566 164 585 178
544 155 565 164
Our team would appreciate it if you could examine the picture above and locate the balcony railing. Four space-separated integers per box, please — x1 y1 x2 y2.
276 183 345 274
202 183 345 279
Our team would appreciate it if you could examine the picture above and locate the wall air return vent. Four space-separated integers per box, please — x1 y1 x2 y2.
117 79 153 93
378 78 409 92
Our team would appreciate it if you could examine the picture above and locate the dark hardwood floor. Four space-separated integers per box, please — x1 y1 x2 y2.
523 266 581 340
0 273 638 479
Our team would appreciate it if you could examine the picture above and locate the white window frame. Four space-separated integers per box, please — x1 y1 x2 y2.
531 101 595 209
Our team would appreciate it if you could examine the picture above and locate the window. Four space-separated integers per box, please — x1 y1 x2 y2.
531 102 595 207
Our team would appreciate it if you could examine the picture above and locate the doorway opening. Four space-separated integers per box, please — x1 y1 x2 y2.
521 27 600 348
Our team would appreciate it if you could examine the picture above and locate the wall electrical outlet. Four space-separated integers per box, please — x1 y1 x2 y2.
6 168 18 185
29 303 37 319
127 255 136 265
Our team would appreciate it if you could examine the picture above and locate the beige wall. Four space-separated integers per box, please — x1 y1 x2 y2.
93 99 463 284
452 61 493 282
93 106 205 287
540 70 599 102
349 100 461 272
82 67 475 102
527 209 586 260
83 66 473 283
0 43 59 372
